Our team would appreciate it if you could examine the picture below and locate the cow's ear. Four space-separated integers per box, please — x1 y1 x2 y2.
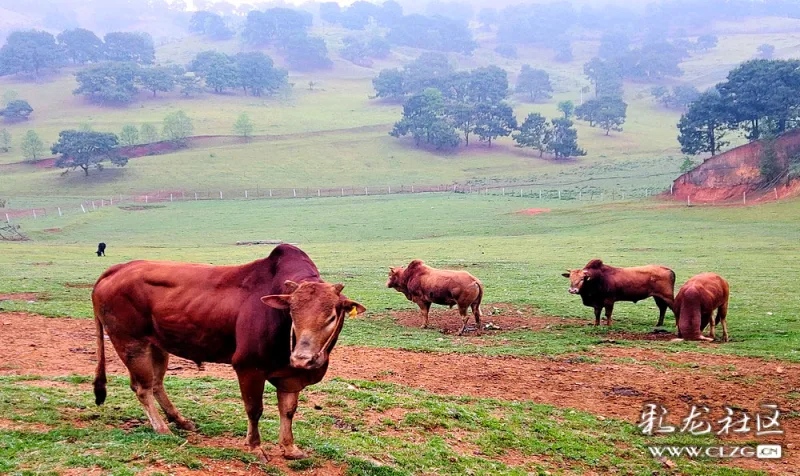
284 280 299 293
333 283 345 294
342 300 367 317
561 272 570 278
261 294 291 309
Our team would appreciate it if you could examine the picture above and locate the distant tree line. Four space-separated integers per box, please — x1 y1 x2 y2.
319 1 403 30
241 8 331 71
189 11 234 40
678 59 800 159
341 35 391 67
0 29 155 79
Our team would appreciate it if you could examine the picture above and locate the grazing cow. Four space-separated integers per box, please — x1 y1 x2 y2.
674 273 729 342
91 244 365 461
387 260 483 335
561 259 675 327
96 242 106 257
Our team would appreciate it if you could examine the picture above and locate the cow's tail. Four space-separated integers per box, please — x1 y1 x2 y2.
474 280 484 317
93 310 107 406
678 288 701 340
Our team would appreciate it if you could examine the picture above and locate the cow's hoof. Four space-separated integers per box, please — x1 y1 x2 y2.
176 419 196 431
282 445 307 460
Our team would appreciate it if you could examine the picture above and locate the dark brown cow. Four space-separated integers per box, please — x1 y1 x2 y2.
91 245 365 461
674 273 730 342
561 259 675 326
387 260 483 335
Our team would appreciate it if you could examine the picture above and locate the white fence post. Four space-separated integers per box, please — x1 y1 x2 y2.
743 192 746 204
92 201 96 210
775 187 779 200
195 192 198 201
81 204 86 213
687 195 691 207
502 188 505 196
170 193 174 202
269 189 273 198
341 188 344 196
110 197 113 206
293 189 296 197
58 207 62 217
245 190 248 199
388 185 392 194
558 190 561 200
317 189 320 197
411 185 414 193
219 191 223 199
5 213 10 223
145 195 148 203
365 187 368 195
32 210 37 219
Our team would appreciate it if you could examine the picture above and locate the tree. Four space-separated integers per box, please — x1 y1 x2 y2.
319 2 341 23
548 118 585 159
448 102 477 146
678 89 729 156
758 44 775 59
598 32 630 60
515 65 552 102
1 100 33 122
20 130 45 161
282 35 332 71
235 52 287 96
103 32 155 64
241 8 313 47
189 51 238 93
595 97 628 135
0 129 10 152
575 99 600 127
0 30 62 79
494 44 517 59
473 101 517 146
57 28 103 64
233 112 254 140
478 7 498 29
583 57 623 99
469 66 509 103
387 14 476 54
74 62 139 104
390 88 459 149
695 34 718 52
178 74 204 97
1 90 19 106
759 136 783 183
189 11 233 40
162 111 193 144
140 123 160 143
119 124 139 146
373 69 408 101
52 130 127 176
513 112 551 157
679 157 698 174
554 37 574 63
558 100 575 119
137 66 178 97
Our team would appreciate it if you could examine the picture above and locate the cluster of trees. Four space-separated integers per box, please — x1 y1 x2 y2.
71 50 287 105
0 29 155 79
341 36 391 67
489 3 574 62
242 8 331 71
189 11 234 40
188 51 287 96
678 59 800 158
575 97 628 135
515 66 553 102
514 113 585 158
586 33 689 86
387 14 476 55
320 1 403 29
388 61 585 157
651 85 700 109
0 99 33 122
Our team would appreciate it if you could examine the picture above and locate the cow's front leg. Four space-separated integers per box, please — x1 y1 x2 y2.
604 302 614 326
593 305 602 326
277 391 306 460
236 367 268 462
417 301 431 329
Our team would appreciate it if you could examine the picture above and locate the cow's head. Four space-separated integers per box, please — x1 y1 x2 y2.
261 281 366 370
562 268 591 294
386 267 405 290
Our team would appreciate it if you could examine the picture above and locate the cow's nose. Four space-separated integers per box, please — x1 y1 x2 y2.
569 288 579 294
290 352 322 370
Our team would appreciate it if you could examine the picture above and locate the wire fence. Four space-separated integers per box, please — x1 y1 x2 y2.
2 181 674 224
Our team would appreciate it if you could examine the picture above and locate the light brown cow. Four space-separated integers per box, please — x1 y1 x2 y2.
387 260 483 335
674 273 730 342
562 259 676 326
91 245 366 461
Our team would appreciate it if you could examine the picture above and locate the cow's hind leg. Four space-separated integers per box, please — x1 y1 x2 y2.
654 297 669 327
277 391 306 460
604 302 614 326
119 342 171 434
717 302 729 342
151 348 196 431
457 304 471 336
417 301 431 329
470 301 482 335
236 367 268 462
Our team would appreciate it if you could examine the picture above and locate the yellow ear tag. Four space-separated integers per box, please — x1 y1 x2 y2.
348 306 358 318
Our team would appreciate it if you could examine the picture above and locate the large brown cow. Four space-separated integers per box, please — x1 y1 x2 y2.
91 244 365 461
387 260 483 335
561 259 675 326
674 273 730 342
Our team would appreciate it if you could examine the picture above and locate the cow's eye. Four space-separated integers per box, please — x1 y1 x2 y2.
583 276 589 281
327 314 337 323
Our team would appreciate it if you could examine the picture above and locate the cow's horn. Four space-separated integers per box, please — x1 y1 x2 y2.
334 283 345 294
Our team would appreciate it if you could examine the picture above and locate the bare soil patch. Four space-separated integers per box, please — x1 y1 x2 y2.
392 303 583 334
43 228 62 233
119 205 166 212
0 293 40 302
515 208 551 216
1 312 797 474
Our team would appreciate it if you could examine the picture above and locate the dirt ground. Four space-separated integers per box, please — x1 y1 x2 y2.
1 312 797 474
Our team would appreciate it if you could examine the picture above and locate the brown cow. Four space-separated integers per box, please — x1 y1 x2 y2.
91 245 365 461
562 259 675 326
387 260 483 335
674 273 730 342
